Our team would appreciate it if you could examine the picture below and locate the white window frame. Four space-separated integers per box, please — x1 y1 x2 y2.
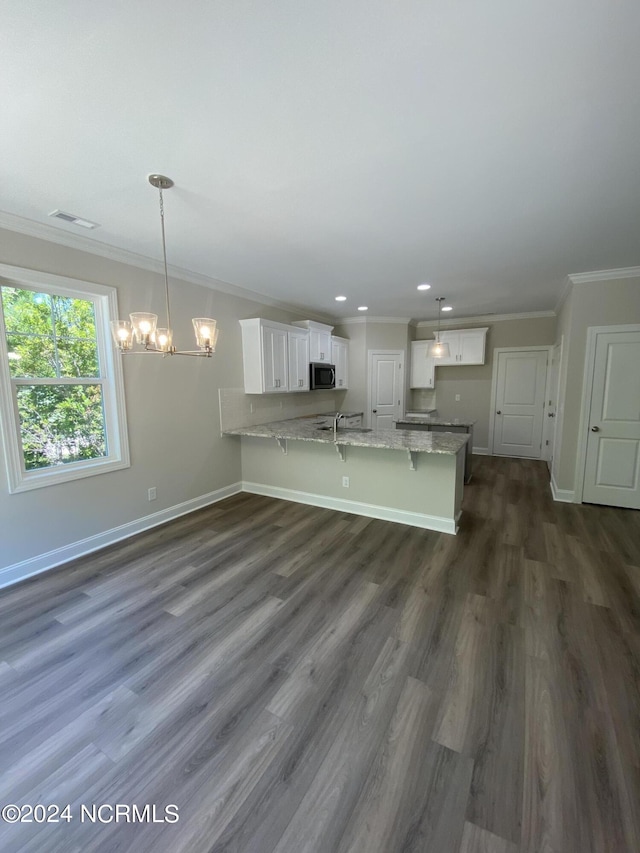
0 264 130 493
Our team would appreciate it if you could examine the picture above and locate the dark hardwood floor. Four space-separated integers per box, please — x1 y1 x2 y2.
1 456 639 852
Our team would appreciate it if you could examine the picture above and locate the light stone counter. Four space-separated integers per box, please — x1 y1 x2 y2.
396 416 476 427
223 417 469 455
395 417 475 483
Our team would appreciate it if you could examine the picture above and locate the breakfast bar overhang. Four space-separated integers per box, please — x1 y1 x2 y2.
223 418 469 534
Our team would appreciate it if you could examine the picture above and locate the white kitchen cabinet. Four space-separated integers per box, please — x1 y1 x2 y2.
331 336 349 389
239 318 290 393
410 341 435 388
435 327 488 366
311 328 332 362
292 320 334 362
288 328 310 392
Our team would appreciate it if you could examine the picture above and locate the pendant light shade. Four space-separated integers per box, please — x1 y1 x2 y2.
129 312 158 345
426 336 450 358
192 318 218 350
111 174 219 358
110 320 134 351
155 328 173 352
426 297 450 358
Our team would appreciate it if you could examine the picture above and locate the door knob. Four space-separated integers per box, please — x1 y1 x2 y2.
496 410 502 415
372 409 377 413
548 412 555 417
591 425 600 432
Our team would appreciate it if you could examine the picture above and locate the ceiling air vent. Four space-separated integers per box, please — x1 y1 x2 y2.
49 210 100 229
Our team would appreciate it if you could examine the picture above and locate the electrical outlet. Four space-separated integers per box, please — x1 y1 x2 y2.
455 394 461 401
342 476 350 488
148 487 157 501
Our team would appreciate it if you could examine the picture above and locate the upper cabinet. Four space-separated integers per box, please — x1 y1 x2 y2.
240 318 294 393
435 327 488 366
331 336 349 389
410 341 435 388
288 328 311 392
292 320 333 362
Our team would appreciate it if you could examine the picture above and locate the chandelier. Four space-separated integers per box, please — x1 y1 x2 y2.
111 174 218 357
426 296 451 358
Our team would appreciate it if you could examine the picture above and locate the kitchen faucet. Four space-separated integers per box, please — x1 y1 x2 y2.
333 411 345 441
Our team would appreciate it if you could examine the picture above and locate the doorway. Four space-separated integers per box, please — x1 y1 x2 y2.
579 326 640 509
367 350 405 429
489 347 550 458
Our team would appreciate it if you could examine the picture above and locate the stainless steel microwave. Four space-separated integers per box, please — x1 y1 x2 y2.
310 362 336 390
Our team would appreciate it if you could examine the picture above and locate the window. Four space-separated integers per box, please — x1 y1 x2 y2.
0 265 129 492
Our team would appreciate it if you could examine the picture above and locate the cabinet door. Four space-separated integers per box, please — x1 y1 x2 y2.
288 330 310 391
434 328 487 365
458 329 486 365
410 341 435 387
262 326 288 392
311 330 332 362
433 332 459 366
331 339 349 388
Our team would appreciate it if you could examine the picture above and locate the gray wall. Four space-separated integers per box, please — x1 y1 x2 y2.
0 228 328 574
554 276 640 493
415 316 557 448
333 320 411 421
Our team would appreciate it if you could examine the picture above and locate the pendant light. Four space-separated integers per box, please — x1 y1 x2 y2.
111 174 218 358
426 297 451 358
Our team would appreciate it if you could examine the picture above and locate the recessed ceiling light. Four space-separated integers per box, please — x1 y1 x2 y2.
357 306 368 311
417 283 431 291
442 306 453 311
335 295 347 302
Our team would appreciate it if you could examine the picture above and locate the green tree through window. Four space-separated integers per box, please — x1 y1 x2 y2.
2 286 107 470
0 267 129 493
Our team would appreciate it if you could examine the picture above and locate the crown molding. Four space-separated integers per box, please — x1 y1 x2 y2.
336 316 412 326
414 310 556 328
0 210 335 324
568 266 640 284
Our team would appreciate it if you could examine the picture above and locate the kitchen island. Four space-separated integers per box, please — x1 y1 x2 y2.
395 416 475 483
223 416 469 534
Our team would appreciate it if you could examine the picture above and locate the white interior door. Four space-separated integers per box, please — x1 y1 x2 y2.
492 349 548 457
369 351 404 429
583 329 640 508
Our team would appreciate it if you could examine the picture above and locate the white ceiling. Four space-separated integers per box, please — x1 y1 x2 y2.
2 1 640 322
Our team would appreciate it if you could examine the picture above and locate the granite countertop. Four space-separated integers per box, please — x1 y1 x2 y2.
314 411 364 419
397 416 476 427
223 417 469 455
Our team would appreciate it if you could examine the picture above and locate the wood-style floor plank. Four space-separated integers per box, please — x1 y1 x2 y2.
0 457 639 852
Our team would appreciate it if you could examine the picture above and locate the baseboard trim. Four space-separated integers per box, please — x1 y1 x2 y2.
242 481 459 534
0 482 243 591
550 474 576 503
472 446 490 456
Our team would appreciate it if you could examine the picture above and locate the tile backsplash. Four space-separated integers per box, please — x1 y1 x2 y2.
219 388 342 432
409 388 437 411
